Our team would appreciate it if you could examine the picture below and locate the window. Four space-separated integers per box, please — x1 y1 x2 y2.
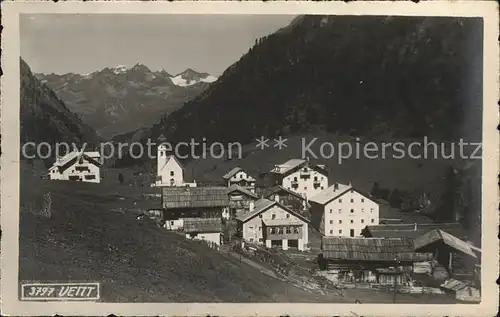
339 230 342 234
330 230 333 234
259 214 263 218
361 198 365 203
329 220 333 224
250 238 254 242
249 226 253 230
270 227 276 234
361 219 364 224
361 208 364 212
371 219 375 223
350 209 354 213
339 220 342 224
339 209 342 213
258 226 262 231
304 187 307 190
370 208 374 212
293 227 299 233
259 238 263 242
350 229 355 237
329 209 332 214
314 176 318 181
170 221 174 225
321 187 324 190
286 227 292 234
277 227 283 234
272 214 276 220
293 177 297 181
350 198 354 203
170 171 174 176
286 214 290 218
339 199 342 203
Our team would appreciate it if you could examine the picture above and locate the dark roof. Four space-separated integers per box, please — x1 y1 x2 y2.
162 187 229 209
227 185 259 199
222 167 243 180
261 185 306 201
321 237 433 262
183 218 222 233
413 229 477 258
362 222 467 240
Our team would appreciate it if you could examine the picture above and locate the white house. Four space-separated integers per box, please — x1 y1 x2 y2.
235 198 310 251
222 167 256 192
156 144 196 187
49 151 101 183
270 159 328 199
309 182 380 238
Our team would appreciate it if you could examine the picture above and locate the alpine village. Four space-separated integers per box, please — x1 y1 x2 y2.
20 15 482 303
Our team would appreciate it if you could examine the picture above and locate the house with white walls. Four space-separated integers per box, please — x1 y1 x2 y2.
49 151 102 183
309 182 380 237
227 185 259 220
156 143 196 187
269 159 328 199
235 197 310 251
222 167 256 192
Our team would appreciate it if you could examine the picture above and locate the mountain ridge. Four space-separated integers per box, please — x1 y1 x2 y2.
36 65 218 139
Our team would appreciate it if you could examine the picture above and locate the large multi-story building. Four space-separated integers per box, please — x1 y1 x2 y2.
48 151 101 183
309 182 380 237
269 159 328 199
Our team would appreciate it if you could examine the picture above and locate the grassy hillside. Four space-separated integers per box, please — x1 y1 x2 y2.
18 168 343 302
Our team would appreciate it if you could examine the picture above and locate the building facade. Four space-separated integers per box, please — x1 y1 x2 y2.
156 145 196 187
227 185 259 219
49 151 101 183
269 159 328 199
222 167 256 192
309 183 380 237
161 187 229 246
236 198 309 251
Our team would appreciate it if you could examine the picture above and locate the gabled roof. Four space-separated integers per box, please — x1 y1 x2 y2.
222 167 243 180
162 186 229 209
271 159 328 177
235 198 309 224
413 229 477 258
261 185 306 201
227 185 259 199
363 223 468 240
52 150 102 172
321 237 433 262
159 155 184 173
309 182 351 205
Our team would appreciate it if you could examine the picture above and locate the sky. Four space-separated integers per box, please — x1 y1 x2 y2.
20 14 296 76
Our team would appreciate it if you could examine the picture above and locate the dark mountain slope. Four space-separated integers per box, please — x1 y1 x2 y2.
20 58 99 148
148 16 483 145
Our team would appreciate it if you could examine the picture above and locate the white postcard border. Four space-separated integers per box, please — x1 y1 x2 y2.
1 1 499 316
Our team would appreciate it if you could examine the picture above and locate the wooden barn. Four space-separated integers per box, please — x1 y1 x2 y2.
319 237 433 285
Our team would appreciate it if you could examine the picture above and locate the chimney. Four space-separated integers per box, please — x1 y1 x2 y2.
249 200 255 212
274 194 280 202
334 183 339 191
414 223 417 231
348 180 352 187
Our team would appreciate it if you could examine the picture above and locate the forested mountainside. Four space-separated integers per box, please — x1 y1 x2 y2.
37 66 217 139
20 58 99 150
146 15 482 145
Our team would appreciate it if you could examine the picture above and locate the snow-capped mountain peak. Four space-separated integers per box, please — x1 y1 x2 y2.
170 68 218 87
112 65 128 74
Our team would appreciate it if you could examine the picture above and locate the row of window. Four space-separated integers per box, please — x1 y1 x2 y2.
329 207 374 213
329 218 374 224
329 229 356 236
269 226 300 234
336 197 365 203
